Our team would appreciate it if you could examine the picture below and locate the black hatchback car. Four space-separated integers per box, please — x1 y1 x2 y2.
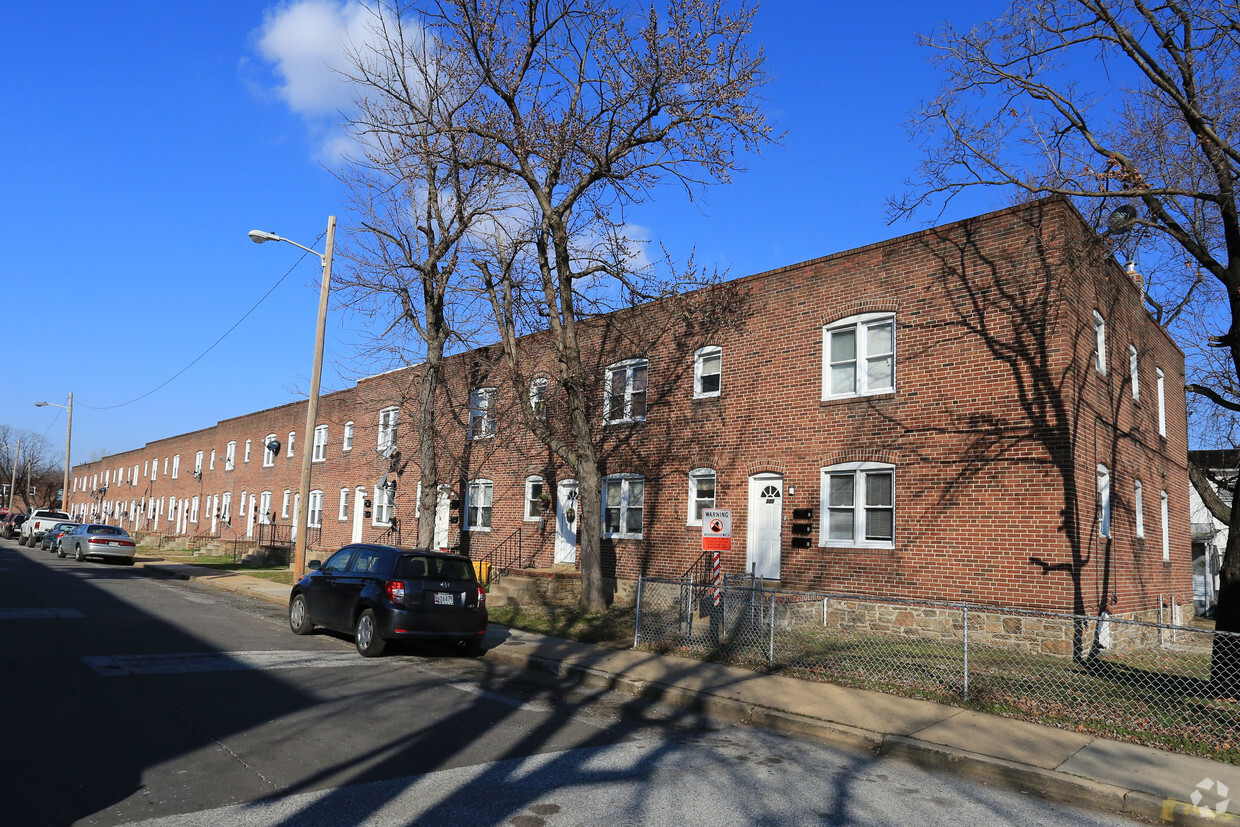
289 544 488 657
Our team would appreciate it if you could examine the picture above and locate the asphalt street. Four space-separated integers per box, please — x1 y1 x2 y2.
0 538 1140 825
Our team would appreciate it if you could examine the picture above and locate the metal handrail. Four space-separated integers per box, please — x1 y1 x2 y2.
474 526 531 584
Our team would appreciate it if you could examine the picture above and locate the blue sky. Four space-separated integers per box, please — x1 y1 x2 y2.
2 0 1002 466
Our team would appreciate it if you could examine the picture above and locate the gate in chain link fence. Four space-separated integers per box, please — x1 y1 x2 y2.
632 574 1240 761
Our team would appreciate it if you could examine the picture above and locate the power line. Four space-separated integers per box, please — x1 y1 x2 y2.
82 237 325 411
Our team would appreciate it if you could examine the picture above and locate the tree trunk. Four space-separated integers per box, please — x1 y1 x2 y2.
416 327 447 549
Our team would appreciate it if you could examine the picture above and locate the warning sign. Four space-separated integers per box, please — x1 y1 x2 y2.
702 508 732 552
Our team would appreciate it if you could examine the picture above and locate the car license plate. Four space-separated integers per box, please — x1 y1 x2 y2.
434 592 454 606
108 541 120 546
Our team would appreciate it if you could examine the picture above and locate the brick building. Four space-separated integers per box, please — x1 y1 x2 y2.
69 199 1191 618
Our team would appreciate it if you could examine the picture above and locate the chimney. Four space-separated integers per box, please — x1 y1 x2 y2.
1126 261 1145 301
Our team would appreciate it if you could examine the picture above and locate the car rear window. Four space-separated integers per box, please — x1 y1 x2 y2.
90 526 129 536
393 555 476 581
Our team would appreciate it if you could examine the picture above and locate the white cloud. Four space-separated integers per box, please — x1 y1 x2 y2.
254 0 375 159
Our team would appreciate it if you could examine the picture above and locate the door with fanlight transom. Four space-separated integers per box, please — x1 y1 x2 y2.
747 474 783 579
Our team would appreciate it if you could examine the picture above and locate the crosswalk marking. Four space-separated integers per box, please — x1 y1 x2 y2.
0 608 84 620
82 650 386 676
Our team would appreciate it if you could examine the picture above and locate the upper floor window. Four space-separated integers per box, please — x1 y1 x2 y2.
469 388 497 439
287 432 295 458
1156 368 1166 437
694 346 722 398
263 434 277 467
603 474 644 539
687 468 716 526
378 407 399 452
1128 344 1139 400
194 451 204 475
143 460 149 478
171 455 180 480
244 439 252 464
209 449 216 470
1097 464 1111 538
525 476 545 521
1160 489 1170 562
821 462 894 548
1134 479 1145 538
343 421 354 452
1092 311 1107 375
465 479 493 531
313 425 328 462
823 313 895 400
604 359 648 424
530 378 548 419
225 441 236 471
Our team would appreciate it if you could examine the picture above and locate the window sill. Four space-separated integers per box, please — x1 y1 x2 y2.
603 534 643 541
820 541 896 551
693 393 721 401
603 419 646 426
820 390 896 406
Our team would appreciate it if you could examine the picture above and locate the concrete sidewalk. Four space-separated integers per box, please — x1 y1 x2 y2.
137 558 1240 825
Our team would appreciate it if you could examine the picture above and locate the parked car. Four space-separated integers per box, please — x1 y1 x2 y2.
2 513 26 540
58 523 136 564
40 521 81 552
19 508 70 547
288 545 488 657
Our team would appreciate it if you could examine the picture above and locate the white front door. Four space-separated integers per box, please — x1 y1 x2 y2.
747 474 783 579
434 486 451 549
555 480 579 564
351 487 365 543
247 495 257 539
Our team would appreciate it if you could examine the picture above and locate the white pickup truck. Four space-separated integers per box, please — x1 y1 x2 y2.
20 508 70 547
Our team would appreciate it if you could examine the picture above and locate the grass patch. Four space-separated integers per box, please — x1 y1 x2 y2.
488 602 636 646
140 551 295 586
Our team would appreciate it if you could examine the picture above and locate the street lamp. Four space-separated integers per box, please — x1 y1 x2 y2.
34 394 73 516
248 217 336 580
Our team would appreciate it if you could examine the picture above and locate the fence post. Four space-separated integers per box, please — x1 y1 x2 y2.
962 606 970 702
632 573 644 650
768 588 777 667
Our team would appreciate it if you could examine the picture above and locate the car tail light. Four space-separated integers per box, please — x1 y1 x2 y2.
88 538 107 544
477 586 487 607
386 580 406 602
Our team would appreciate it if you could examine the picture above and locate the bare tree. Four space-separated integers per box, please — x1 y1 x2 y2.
889 0 1240 686
408 0 776 609
335 6 503 547
0 426 60 511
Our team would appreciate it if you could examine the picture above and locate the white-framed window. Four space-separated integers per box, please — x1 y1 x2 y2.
530 378 548 419
373 484 393 526
221 492 232 522
244 439 252 464
225 441 236 471
343 421 354 452
209 449 216 471
823 313 895 400
378 407 399 452
1097 464 1111 538
281 490 291 519
171 455 180 480
469 388 497 439
821 462 895 548
603 474 644 539
239 491 247 518
525 476 545 521
190 496 200 523
687 468 717 526
604 359 648 424
287 432 295 457
313 425 328 462
259 491 272 524
263 435 277 467
694 346 722 398
308 490 323 528
338 488 349 521
163 457 169 476
132 465 138 487
465 479 493 531
1128 345 1139 400
1160 489 1170 562
143 460 149 478
1134 479 1145 538
1156 368 1166 437
1093 310 1107 375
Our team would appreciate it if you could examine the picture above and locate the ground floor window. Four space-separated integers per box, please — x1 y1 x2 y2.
821 462 894 548
604 475 644 539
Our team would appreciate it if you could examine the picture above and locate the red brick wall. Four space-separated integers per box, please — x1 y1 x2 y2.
71 199 1191 614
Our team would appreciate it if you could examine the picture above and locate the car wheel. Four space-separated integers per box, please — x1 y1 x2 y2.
75 545 84 562
123 558 135 566
458 638 484 658
289 594 313 635
355 609 385 657
56 546 66 559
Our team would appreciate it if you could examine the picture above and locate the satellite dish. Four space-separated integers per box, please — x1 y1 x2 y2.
1105 205 1138 235
266 440 281 454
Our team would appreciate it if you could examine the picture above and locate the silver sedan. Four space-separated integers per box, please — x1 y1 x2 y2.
58 524 136 565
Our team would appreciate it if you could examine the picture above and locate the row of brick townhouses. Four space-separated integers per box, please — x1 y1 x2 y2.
69 199 1191 618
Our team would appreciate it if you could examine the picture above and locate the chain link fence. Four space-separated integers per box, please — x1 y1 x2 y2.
633 574 1240 761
